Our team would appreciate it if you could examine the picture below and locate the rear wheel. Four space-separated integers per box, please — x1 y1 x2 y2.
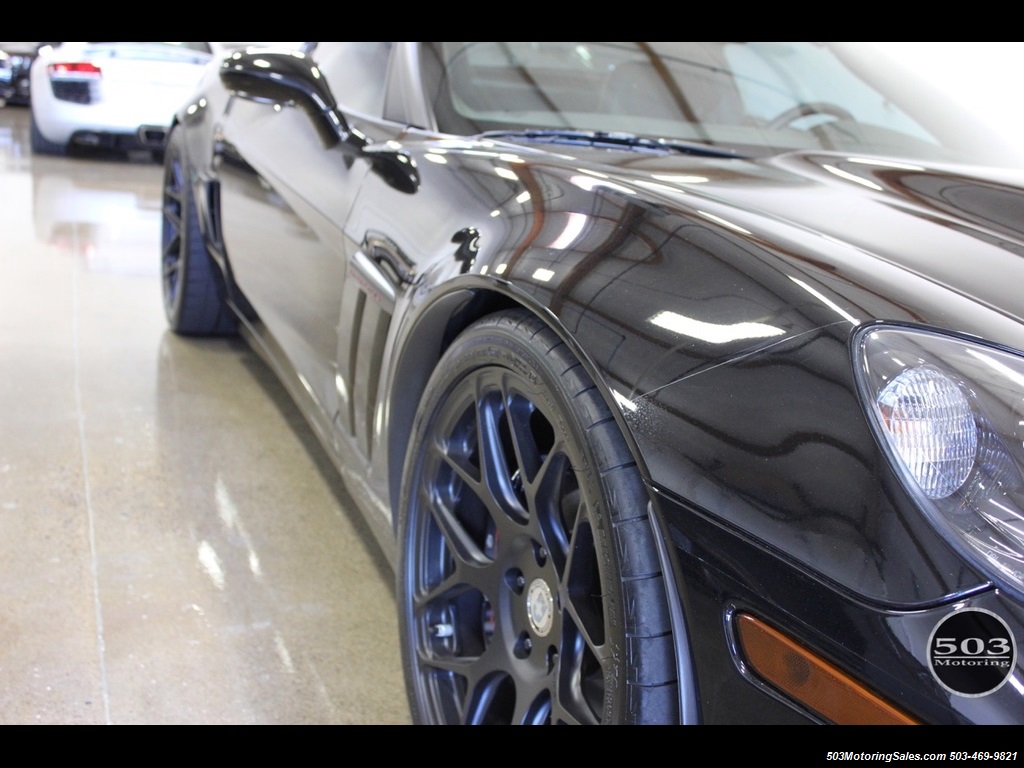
160 126 237 336
398 309 679 724
29 109 67 156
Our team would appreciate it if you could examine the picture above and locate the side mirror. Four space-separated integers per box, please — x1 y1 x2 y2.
220 48 347 148
218 49 420 194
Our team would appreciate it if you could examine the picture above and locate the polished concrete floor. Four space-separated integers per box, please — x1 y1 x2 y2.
0 106 410 724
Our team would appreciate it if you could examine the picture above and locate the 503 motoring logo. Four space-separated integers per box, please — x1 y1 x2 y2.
928 608 1017 697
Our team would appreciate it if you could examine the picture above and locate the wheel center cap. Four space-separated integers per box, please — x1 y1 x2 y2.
526 579 555 637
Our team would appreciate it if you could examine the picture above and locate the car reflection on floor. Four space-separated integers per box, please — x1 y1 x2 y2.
30 155 163 276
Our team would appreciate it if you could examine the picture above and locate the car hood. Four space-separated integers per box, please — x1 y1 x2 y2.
745 153 1021 323
605 149 1024 345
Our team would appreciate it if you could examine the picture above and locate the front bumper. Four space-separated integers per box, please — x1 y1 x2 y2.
655 486 1024 724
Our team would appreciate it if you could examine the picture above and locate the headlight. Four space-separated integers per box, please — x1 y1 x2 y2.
855 325 1024 599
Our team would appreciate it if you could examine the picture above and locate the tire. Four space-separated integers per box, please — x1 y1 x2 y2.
398 309 679 724
160 126 237 336
29 109 67 156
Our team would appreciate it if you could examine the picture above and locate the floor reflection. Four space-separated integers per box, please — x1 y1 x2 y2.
31 157 163 275
0 105 165 275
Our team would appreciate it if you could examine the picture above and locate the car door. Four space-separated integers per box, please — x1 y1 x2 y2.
214 42 399 440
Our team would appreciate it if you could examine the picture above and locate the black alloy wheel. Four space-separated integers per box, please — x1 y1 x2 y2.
398 309 679 724
160 125 237 336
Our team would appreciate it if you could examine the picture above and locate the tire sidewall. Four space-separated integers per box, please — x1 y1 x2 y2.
160 127 236 336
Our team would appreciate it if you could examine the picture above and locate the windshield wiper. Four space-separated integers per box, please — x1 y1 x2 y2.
479 129 744 159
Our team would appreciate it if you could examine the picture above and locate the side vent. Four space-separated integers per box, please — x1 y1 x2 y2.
337 240 410 460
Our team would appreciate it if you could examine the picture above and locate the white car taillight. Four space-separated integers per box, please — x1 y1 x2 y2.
48 61 102 79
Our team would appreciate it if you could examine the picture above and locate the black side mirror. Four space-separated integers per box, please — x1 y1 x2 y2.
218 49 419 194
220 49 347 148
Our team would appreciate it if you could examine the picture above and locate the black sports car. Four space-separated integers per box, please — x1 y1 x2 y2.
161 42 1024 725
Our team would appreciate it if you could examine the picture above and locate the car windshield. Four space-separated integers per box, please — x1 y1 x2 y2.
425 42 1024 168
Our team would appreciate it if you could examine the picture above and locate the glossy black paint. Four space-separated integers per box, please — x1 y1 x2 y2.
169 42 1024 724
218 49 419 194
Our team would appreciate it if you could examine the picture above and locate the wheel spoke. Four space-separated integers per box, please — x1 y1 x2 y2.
475 385 530 525
551 492 610 724
502 380 547 486
562 497 606 650
423 474 492 570
160 155 185 306
162 228 181 259
528 442 573 572
551 627 604 725
162 202 182 227
464 673 520 725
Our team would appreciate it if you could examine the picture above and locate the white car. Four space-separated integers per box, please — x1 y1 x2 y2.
29 42 214 157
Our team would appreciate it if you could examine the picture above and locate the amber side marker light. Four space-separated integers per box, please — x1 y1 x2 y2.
735 613 920 725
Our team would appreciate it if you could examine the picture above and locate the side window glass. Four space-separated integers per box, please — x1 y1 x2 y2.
314 42 392 117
